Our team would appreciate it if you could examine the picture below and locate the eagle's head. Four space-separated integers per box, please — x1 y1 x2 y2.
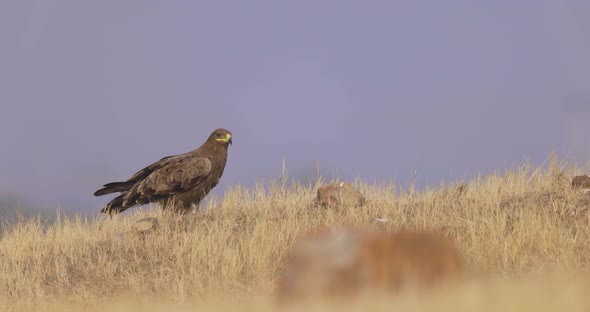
210 128 232 146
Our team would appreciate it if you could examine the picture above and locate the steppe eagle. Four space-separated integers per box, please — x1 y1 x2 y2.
94 128 232 216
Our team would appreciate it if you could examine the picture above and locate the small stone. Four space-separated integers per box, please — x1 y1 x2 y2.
132 217 158 234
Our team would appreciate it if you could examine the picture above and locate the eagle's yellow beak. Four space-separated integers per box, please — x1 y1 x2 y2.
216 133 232 145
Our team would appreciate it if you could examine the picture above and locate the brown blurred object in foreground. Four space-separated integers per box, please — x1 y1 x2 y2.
276 228 463 302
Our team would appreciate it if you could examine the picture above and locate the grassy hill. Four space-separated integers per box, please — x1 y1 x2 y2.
1 155 590 311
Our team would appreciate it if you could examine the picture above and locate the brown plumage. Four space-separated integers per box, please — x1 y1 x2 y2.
94 128 232 216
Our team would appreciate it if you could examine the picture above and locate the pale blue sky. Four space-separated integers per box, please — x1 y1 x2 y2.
1 1 589 213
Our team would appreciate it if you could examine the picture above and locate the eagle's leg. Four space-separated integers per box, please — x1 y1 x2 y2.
189 203 200 215
157 199 184 228
166 204 197 231
161 201 200 230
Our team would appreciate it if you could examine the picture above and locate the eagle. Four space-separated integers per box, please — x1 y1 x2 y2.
94 128 232 216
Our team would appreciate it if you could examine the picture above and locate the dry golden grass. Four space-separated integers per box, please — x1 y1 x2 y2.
2 155 590 311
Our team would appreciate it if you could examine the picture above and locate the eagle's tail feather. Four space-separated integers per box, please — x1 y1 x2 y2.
94 181 134 196
100 194 132 216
